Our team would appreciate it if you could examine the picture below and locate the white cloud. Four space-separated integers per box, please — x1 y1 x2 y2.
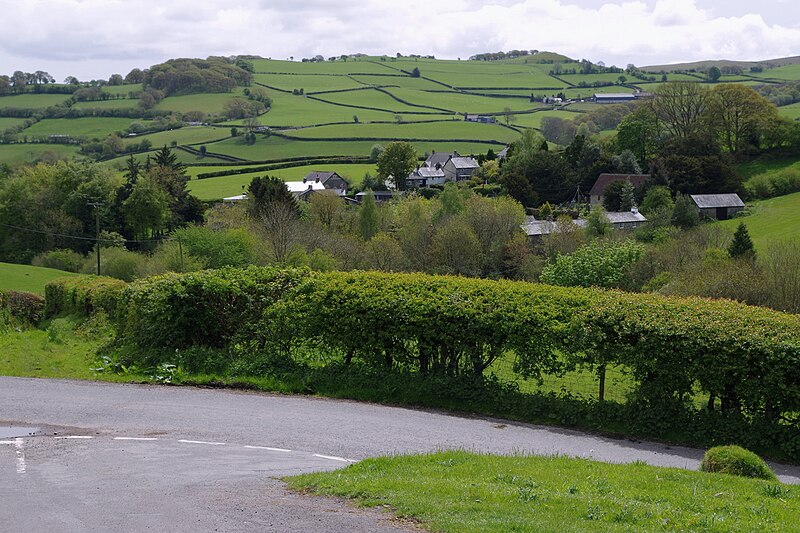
0 0 799 80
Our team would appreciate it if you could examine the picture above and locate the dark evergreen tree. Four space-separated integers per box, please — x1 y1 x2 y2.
729 223 755 259
247 176 299 218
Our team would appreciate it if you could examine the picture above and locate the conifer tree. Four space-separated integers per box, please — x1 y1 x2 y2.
729 222 755 259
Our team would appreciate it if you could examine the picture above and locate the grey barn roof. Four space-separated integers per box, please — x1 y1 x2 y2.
304 171 339 183
690 194 745 209
605 211 648 224
409 166 445 179
521 216 588 236
425 151 457 168
448 156 479 169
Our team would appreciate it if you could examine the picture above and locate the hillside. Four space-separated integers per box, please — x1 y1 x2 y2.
0 262 79 294
642 54 800 72
718 190 800 249
3 53 800 199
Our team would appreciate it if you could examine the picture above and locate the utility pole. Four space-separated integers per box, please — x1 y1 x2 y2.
88 202 102 275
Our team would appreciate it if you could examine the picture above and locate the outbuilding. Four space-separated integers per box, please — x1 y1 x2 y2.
690 193 745 220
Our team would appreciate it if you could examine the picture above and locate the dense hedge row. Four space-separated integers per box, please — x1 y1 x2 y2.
46 268 800 457
196 157 378 179
0 290 45 324
111 268 800 419
44 276 127 318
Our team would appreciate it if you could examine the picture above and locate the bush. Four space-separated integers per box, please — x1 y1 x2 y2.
45 276 127 318
82 247 147 282
0 290 45 324
32 249 86 273
174 226 257 268
700 445 777 480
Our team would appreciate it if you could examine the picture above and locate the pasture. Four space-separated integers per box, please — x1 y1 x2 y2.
718 190 800 248
23 117 135 138
0 262 78 294
778 102 800 120
282 121 516 143
0 94 71 109
253 73 363 92
71 99 139 110
0 117 26 130
155 90 247 114
0 144 80 165
124 126 230 148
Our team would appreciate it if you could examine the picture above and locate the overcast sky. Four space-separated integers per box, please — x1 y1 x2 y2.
1 0 799 81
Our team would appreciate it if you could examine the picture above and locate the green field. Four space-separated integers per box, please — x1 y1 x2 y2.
24 117 136 138
204 135 500 162
0 94 71 109
383 88 540 114
0 117 26 130
310 88 437 113
762 64 800 81
513 109 577 129
0 144 81 165
0 262 78 294
254 73 363 92
102 84 141 96
155 90 247 114
125 126 230 148
71 99 139 110
188 162 376 200
289 451 796 533
257 89 400 126
779 102 800 120
283 121 517 143
348 74 447 91
718 191 800 248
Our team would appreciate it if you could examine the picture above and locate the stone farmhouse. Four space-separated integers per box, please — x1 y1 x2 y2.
406 151 480 188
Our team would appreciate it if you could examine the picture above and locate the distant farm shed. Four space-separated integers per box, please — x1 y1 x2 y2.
690 193 745 220
589 173 650 206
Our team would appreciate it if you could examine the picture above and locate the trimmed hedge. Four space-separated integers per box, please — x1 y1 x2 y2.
45 276 127 318
0 290 45 324
109 267 800 458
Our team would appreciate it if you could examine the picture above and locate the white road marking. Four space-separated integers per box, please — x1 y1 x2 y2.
54 436 93 439
0 440 16 444
113 437 158 441
243 445 292 453
313 453 356 463
178 439 225 446
15 438 25 474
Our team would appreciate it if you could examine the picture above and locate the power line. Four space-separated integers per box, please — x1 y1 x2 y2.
0 222 168 244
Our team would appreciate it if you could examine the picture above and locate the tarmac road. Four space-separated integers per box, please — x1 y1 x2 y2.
1 376 798 532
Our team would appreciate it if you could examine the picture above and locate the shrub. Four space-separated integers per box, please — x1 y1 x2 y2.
700 445 777 480
45 276 127 318
32 249 85 273
174 226 257 268
0 290 45 324
82 247 147 282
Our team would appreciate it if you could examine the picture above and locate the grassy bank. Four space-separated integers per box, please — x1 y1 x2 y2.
288 451 796 533
0 262 79 294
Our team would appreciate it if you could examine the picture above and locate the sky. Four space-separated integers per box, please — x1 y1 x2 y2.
1 0 799 81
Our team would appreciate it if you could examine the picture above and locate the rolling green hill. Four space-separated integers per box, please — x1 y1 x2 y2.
2 52 800 179
718 190 800 249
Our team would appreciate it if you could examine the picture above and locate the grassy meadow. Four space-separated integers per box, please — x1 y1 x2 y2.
0 93 72 109
0 262 79 294
718 191 800 249
24 117 136 138
0 144 80 165
288 451 797 533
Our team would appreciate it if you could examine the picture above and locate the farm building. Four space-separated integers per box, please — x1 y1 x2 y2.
356 190 395 203
589 173 650 206
594 93 637 104
407 166 446 188
521 216 588 240
465 114 497 124
443 156 480 181
302 171 348 195
690 193 745 220
605 209 648 230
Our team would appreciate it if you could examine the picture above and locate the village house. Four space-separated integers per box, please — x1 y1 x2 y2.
465 114 497 124
690 193 745 220
406 165 447 188
442 156 480 182
356 190 395 203
521 209 647 240
605 208 648 230
589 173 650 207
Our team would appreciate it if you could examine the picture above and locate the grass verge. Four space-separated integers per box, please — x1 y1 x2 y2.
287 451 796 533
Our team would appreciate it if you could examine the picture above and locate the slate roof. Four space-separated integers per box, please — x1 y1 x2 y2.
425 151 458 169
690 194 745 209
303 171 339 184
408 166 446 179
589 174 650 197
448 156 479 169
520 216 588 236
605 211 648 224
